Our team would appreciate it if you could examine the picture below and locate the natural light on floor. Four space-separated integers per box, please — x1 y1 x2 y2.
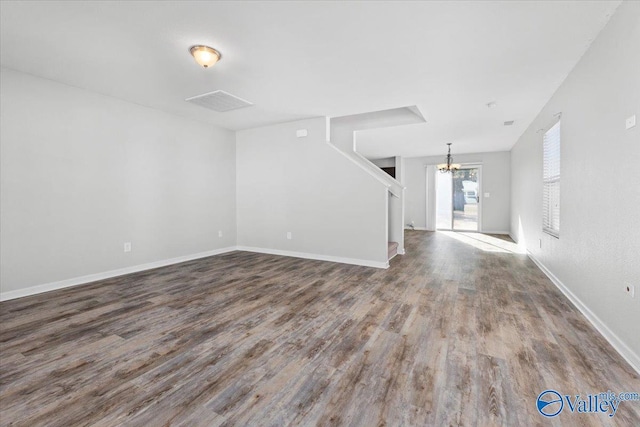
438 231 525 254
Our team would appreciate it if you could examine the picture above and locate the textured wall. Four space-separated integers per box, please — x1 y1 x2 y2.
236 117 388 265
1 69 237 294
510 1 640 362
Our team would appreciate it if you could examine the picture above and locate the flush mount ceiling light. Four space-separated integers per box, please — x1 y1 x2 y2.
437 143 461 173
189 45 222 68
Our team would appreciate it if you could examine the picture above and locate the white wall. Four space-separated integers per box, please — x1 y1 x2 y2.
331 122 405 258
372 157 405 253
404 152 511 232
510 1 640 367
395 156 404 185
388 192 404 253
0 68 237 295
236 117 388 267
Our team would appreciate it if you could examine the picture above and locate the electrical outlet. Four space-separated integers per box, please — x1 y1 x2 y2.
625 284 635 298
124 242 132 253
218 230 223 238
286 232 292 240
626 114 636 130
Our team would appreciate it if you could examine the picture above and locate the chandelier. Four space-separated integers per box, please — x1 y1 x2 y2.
437 143 461 173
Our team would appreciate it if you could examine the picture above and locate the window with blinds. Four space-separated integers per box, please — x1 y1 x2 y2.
543 120 561 237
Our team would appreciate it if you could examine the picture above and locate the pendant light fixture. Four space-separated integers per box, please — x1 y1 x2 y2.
437 143 461 173
189 45 222 68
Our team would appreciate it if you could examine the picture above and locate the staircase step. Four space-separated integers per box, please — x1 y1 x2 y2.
388 242 399 260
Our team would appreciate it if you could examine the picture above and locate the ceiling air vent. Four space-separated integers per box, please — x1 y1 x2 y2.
504 120 515 126
185 90 253 112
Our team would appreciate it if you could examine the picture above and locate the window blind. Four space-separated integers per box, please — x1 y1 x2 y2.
543 120 561 237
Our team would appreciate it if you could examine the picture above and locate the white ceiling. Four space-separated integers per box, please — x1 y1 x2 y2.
0 1 619 158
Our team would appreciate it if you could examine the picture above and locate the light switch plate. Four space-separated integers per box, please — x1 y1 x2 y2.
626 115 636 130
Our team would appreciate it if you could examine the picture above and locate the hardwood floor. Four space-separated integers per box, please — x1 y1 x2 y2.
1 231 639 426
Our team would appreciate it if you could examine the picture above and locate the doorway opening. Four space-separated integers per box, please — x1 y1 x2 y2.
435 166 480 231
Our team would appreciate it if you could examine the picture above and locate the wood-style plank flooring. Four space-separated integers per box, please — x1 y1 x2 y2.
1 231 639 426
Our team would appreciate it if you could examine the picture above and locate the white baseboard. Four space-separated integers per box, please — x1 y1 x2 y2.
1 245 389 302
0 246 237 302
397 248 406 255
236 246 389 269
480 230 510 235
527 251 640 375
407 227 509 235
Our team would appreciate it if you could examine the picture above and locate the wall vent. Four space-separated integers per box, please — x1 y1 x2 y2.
185 90 253 112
